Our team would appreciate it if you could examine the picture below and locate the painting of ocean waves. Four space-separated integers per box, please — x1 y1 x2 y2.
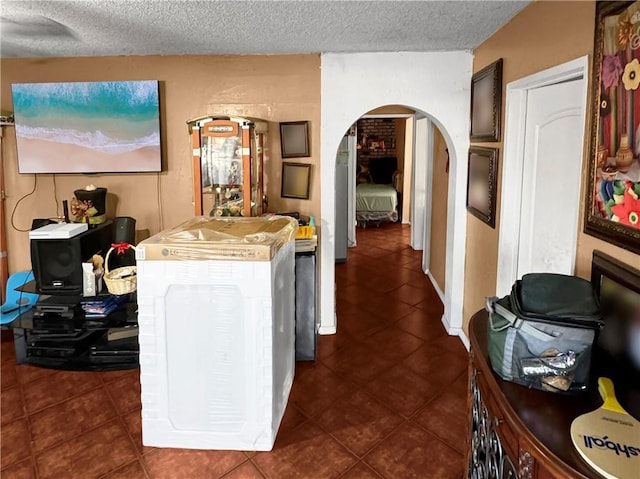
12 80 161 173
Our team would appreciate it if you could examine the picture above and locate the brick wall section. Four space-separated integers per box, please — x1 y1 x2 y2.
357 118 397 159
357 118 397 182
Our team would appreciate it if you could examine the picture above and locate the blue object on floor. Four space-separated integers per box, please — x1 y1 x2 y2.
1 271 39 325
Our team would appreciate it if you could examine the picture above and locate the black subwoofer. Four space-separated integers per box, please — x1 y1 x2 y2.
30 221 114 294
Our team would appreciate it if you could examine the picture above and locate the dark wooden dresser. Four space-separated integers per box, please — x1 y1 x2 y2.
467 307 640 479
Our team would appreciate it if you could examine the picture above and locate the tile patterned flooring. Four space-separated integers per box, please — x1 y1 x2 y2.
1 223 470 478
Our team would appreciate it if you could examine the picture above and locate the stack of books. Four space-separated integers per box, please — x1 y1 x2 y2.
80 295 128 318
295 235 317 253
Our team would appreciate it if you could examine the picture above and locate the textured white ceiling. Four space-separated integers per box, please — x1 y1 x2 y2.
0 0 529 58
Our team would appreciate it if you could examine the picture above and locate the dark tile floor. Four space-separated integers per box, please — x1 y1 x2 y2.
1 223 470 478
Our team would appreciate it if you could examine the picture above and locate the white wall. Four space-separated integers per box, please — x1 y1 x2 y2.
320 51 472 336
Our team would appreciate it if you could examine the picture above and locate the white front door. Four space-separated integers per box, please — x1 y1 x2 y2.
516 78 585 277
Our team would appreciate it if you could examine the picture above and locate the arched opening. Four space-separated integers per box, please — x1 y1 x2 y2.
333 104 451 335
319 52 472 344
308 104 470 469
335 106 415 256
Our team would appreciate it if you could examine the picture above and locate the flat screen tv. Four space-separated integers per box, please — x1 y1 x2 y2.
11 80 161 173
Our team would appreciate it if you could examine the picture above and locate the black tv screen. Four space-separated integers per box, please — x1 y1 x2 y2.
11 80 161 173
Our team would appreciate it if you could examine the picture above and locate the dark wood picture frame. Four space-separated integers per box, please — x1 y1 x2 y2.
584 1 640 254
466 146 498 228
281 162 311 199
279 121 310 158
470 58 503 142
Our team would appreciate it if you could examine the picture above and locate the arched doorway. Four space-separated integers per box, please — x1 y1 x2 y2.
334 106 451 330
319 52 472 345
335 106 416 261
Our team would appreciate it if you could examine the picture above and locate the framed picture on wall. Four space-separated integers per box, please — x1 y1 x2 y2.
470 58 503 142
279 121 310 158
584 0 640 254
281 162 311 199
466 146 498 228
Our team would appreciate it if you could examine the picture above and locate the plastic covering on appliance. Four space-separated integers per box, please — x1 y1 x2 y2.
136 215 298 262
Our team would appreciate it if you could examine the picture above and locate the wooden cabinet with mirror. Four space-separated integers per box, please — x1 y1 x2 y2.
188 116 267 217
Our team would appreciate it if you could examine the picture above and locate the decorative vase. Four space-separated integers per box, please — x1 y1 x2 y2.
74 187 107 224
615 134 634 173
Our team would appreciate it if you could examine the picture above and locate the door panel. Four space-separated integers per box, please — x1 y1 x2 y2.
335 136 349 262
517 79 584 277
411 117 429 250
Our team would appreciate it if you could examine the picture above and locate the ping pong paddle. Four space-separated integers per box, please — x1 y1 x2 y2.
570 377 640 479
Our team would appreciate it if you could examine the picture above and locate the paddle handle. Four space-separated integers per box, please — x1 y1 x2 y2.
598 377 626 414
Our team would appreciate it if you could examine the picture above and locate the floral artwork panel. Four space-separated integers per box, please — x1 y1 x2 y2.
586 1 640 253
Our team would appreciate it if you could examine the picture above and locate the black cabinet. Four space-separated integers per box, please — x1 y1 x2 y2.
295 250 317 361
5 298 138 371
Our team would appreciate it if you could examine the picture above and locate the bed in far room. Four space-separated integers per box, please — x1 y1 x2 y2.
356 156 401 227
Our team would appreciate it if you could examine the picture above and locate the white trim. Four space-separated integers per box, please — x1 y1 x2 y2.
319 324 337 335
422 122 434 272
458 329 470 351
440 311 462 336
508 56 589 90
411 117 429 250
439 314 469 352
402 118 414 225
347 134 357 248
361 114 414 119
440 312 453 332
497 55 589 297
426 270 445 304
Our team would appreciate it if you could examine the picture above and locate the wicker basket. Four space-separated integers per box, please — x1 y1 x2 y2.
104 245 137 295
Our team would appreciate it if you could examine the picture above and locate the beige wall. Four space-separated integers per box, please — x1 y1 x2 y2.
429 127 448 291
465 1 639 333
367 105 415 115
0 54 321 274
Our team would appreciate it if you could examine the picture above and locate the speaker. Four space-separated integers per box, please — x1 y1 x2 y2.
30 221 114 294
113 216 136 244
31 218 57 230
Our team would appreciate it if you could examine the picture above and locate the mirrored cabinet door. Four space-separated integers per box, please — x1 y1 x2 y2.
189 116 266 217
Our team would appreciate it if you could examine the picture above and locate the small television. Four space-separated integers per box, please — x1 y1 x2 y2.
591 250 640 371
11 80 162 174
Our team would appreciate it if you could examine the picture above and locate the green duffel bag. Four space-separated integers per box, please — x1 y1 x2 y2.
511 273 603 328
485 273 603 394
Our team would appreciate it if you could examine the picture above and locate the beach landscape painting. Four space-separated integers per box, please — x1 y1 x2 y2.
11 80 161 173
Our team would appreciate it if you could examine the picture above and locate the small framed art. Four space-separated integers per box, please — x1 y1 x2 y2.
466 146 498 228
279 121 310 158
281 162 311 199
470 59 503 142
